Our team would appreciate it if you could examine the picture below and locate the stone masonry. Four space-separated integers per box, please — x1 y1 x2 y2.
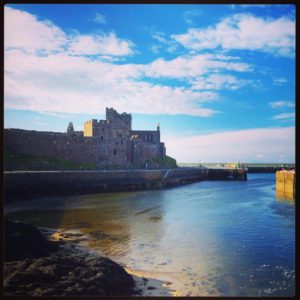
4 108 166 169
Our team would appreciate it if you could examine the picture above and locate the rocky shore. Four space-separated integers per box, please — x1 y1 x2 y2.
4 220 136 296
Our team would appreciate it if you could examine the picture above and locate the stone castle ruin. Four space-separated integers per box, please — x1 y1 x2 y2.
5 108 167 169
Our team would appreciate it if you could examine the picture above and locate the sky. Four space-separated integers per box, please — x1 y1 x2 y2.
4 4 295 163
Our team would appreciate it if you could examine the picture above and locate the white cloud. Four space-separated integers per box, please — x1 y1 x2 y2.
68 32 134 56
4 7 254 118
190 74 251 90
172 14 295 57
272 113 295 120
4 6 67 54
152 31 169 44
239 4 290 9
5 6 134 57
3 6 274 119
4 50 219 117
239 5 270 9
143 54 251 79
150 44 162 54
272 77 287 85
93 13 106 24
183 9 202 25
151 30 178 53
269 101 295 108
165 127 295 163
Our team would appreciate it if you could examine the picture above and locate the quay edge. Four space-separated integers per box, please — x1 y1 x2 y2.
4 167 247 202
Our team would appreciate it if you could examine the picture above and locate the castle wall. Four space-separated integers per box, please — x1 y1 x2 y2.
142 143 162 161
131 130 160 143
106 107 132 131
82 108 134 167
4 108 167 170
4 129 103 166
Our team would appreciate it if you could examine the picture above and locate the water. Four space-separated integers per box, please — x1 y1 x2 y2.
5 173 295 296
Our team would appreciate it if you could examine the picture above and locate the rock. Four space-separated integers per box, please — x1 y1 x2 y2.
27 257 52 270
6 270 42 285
4 220 135 296
5 219 58 262
86 285 105 295
3 284 16 293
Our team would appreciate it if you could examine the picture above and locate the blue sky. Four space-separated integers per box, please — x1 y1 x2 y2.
4 4 295 163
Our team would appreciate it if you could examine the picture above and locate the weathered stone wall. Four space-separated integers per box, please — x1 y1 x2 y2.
131 130 160 143
106 107 132 131
4 129 102 166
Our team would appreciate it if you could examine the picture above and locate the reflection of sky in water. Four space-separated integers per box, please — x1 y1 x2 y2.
5 173 294 296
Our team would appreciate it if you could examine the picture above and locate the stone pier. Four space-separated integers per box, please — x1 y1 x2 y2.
4 167 248 202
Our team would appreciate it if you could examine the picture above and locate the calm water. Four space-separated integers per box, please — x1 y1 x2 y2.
5 173 295 296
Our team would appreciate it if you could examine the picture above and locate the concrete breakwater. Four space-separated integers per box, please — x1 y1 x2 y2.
4 168 247 201
247 166 287 173
276 170 295 199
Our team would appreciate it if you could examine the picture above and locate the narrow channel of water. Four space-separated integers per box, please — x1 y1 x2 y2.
5 173 295 296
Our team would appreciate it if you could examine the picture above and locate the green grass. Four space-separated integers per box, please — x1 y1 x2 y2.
145 155 177 169
4 151 178 171
4 151 98 171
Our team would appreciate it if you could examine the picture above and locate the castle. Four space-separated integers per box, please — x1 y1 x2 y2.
5 108 167 169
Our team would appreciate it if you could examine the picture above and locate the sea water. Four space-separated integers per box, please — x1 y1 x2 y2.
5 173 295 296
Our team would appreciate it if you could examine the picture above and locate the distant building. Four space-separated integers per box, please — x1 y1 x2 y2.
4 108 166 169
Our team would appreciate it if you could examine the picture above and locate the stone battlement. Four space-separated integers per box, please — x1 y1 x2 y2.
106 107 132 128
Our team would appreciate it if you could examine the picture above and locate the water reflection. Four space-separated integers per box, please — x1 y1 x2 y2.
5 173 294 296
276 190 295 202
5 191 167 261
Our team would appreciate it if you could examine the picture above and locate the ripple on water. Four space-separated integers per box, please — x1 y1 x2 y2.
4 173 294 297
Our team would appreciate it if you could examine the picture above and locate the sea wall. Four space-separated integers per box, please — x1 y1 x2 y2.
4 168 247 202
276 170 295 199
206 168 247 180
4 168 204 201
247 166 283 173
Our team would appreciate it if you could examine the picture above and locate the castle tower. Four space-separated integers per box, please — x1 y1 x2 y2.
67 122 74 135
106 107 132 131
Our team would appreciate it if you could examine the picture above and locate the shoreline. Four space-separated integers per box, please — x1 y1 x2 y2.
4 220 175 297
48 228 177 296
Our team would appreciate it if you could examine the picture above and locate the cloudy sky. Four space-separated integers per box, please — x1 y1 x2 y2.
4 4 295 163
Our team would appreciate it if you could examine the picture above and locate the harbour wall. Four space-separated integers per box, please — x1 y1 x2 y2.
276 170 295 199
247 167 287 173
4 168 246 201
